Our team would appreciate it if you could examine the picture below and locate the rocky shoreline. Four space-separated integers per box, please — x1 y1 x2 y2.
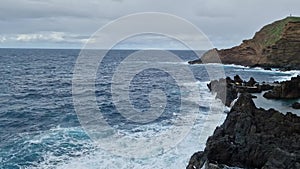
187 93 300 169
207 75 275 107
208 75 300 109
263 76 300 99
186 16 300 169
187 76 300 169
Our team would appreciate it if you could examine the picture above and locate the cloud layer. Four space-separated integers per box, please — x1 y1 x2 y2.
0 0 299 49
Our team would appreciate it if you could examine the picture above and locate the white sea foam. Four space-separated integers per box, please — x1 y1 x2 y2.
275 70 300 81
30 83 227 169
223 64 250 69
43 66 298 169
53 116 226 169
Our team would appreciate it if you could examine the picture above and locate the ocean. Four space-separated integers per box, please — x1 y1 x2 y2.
0 49 299 169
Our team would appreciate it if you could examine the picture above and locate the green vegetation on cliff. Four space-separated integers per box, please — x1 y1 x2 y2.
259 16 300 47
189 16 300 69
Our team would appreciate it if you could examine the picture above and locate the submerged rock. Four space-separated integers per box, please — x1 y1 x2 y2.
187 93 300 169
292 102 300 109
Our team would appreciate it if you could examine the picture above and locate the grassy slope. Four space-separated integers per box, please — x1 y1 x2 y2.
257 17 300 47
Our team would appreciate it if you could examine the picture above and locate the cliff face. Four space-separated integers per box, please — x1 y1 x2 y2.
189 17 300 69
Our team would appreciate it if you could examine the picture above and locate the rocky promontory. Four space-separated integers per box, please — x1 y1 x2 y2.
187 93 300 169
189 17 300 70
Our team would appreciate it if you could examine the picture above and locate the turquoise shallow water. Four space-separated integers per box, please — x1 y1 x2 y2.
0 48 298 168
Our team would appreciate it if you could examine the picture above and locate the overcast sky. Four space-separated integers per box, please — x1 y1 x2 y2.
0 0 299 49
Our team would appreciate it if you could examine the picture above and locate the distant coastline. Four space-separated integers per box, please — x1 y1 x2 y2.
189 16 300 70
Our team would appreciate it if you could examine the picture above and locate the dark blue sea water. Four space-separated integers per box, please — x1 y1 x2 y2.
0 49 299 169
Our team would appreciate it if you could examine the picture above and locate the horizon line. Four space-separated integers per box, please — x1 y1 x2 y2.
0 47 208 51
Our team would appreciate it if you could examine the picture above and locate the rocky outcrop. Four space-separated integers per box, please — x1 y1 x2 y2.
187 93 300 169
207 77 237 107
207 75 273 107
292 102 300 109
187 151 206 169
263 75 300 99
189 17 300 70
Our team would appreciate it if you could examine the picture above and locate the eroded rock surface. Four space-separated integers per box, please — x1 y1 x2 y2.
187 93 300 169
263 76 300 99
207 75 273 107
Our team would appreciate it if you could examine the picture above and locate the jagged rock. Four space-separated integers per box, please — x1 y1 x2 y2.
260 83 274 91
187 93 300 169
233 75 243 85
263 76 300 99
263 148 300 169
263 88 280 98
205 163 221 169
264 67 272 70
292 102 300 109
207 77 238 107
207 76 273 106
279 67 292 71
188 17 300 70
188 59 202 64
245 77 257 86
186 151 206 169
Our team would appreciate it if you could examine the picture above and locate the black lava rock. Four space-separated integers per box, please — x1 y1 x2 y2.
187 93 300 169
292 102 300 109
263 76 300 99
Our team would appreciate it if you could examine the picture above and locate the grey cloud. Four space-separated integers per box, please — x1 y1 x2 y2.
0 0 300 49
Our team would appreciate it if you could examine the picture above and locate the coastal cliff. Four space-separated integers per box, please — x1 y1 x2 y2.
189 17 300 70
